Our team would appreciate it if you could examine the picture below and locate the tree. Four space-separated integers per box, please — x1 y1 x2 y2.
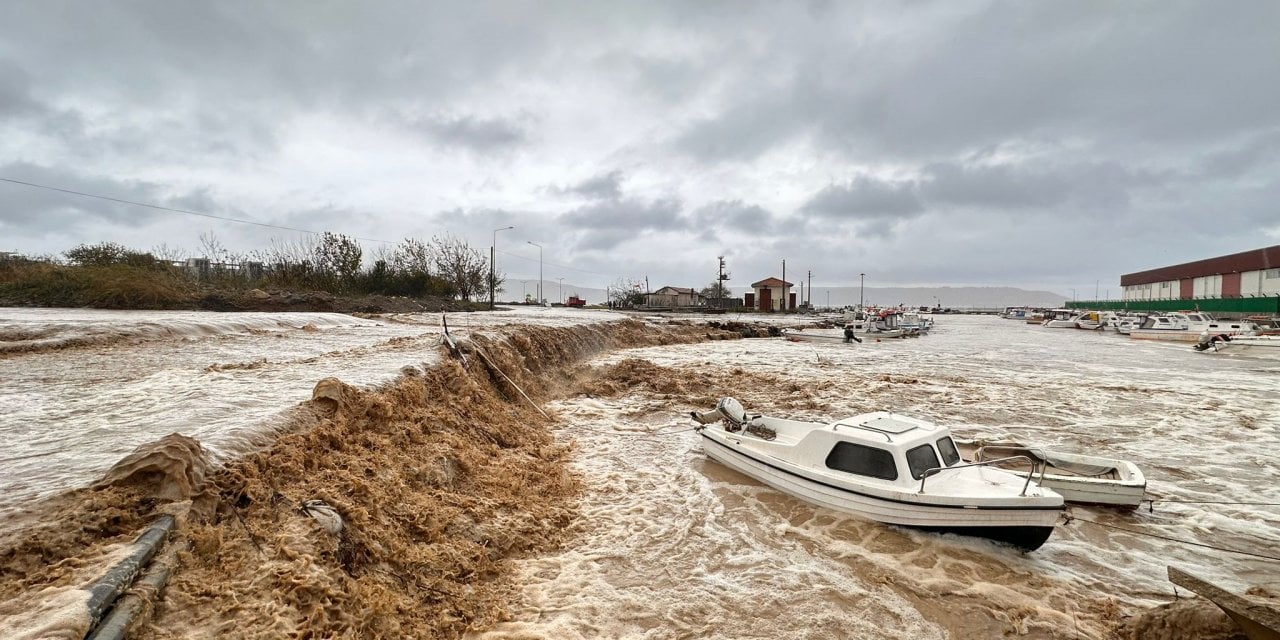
700 281 730 301
313 232 363 292
608 277 646 307
430 234 490 301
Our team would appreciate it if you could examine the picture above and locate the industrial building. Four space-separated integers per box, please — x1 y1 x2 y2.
1120 245 1280 300
1079 245 1280 315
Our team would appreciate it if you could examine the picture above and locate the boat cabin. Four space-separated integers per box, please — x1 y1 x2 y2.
782 412 964 489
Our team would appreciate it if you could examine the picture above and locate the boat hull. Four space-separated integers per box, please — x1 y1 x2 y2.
700 434 1060 551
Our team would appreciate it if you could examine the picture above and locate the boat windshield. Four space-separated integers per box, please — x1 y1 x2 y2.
906 444 941 480
935 437 961 466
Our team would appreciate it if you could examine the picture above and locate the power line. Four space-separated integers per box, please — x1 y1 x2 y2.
0 176 397 245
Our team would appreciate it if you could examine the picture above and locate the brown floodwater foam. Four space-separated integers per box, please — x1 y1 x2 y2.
0 319 742 638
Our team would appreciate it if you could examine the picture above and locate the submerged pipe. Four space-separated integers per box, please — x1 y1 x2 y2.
84 515 176 632
85 540 189 640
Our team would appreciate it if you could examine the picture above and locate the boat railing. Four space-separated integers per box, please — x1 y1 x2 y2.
832 422 893 442
917 455 1043 496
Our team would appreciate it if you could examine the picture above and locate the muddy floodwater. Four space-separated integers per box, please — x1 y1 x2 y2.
476 315 1280 639
2 308 1278 638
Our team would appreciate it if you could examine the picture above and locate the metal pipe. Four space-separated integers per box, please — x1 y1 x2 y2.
86 540 190 640
84 515 176 630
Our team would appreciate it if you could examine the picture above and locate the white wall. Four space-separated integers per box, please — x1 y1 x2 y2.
1248 268 1280 295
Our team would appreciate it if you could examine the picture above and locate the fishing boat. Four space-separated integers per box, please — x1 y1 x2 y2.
690 399 1064 551
953 438 1147 508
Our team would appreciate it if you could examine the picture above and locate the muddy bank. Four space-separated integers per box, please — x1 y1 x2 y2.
0 319 743 638
193 288 477 314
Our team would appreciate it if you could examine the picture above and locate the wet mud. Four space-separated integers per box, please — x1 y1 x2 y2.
0 319 742 638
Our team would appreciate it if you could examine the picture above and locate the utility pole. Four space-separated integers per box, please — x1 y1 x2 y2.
716 256 730 309
781 259 786 312
859 273 865 312
527 241 542 304
807 270 812 308
490 225 514 310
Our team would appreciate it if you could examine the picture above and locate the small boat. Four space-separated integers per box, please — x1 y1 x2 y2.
781 327 862 344
1167 567 1280 640
1195 332 1280 357
1042 308 1080 328
953 438 1147 508
690 399 1064 551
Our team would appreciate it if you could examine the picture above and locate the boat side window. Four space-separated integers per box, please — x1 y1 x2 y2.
935 437 961 466
824 442 898 481
906 444 941 480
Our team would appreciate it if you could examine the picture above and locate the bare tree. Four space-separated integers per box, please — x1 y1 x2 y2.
430 234 490 300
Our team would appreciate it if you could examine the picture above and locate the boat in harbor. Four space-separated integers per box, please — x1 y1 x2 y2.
1042 309 1081 328
1129 313 1262 342
781 327 862 344
953 438 1147 508
690 398 1065 551
1195 333 1280 357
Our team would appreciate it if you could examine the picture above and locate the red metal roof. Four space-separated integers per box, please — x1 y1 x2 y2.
750 277 793 288
1120 245 1280 286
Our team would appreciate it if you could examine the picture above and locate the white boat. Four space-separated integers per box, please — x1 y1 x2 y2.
1129 313 1262 342
690 399 1064 551
953 439 1147 508
780 327 862 344
1042 309 1079 328
1195 332 1280 357
1074 311 1106 330
900 312 932 334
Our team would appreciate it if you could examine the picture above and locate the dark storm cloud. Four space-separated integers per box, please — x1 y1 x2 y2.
0 163 169 228
404 114 529 154
551 171 625 200
0 61 38 116
557 197 686 251
692 200 777 232
919 161 1154 211
800 177 924 221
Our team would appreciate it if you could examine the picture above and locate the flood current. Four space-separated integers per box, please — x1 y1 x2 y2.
2 308 1277 638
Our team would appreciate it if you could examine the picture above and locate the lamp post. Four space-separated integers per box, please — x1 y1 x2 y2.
490 225 514 310
527 241 542 304
1070 288 1077 304
557 277 564 304
859 273 865 312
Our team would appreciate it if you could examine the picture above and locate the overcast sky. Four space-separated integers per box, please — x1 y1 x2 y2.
2 1 1278 298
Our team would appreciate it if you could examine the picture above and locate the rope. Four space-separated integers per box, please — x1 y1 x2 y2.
556 424 702 443
1144 498 1280 508
1064 513 1280 563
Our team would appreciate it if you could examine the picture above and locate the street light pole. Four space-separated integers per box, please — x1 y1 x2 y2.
490 225 514 310
558 277 564 304
859 273 865 311
527 241 542 304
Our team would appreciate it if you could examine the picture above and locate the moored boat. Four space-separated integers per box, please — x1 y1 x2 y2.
690 398 1064 551
781 327 862 344
953 438 1147 508
1129 312 1261 342
1195 333 1280 357
1042 309 1079 328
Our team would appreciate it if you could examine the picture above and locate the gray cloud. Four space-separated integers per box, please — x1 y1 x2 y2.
405 114 529 154
552 170 625 200
2 1 1278 296
801 177 924 222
